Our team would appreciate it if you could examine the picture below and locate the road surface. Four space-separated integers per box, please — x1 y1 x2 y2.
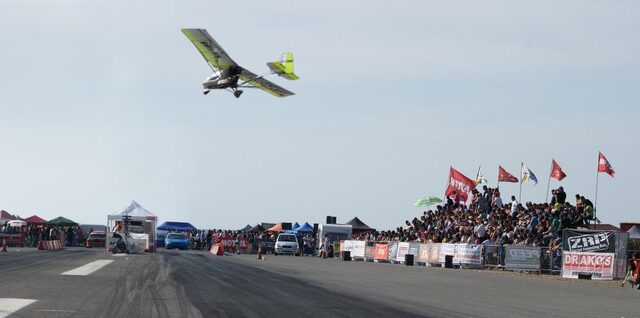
0 248 636 317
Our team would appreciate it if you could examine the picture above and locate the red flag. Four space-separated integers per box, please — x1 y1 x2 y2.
550 159 566 181
498 166 518 183
445 167 476 202
598 152 615 177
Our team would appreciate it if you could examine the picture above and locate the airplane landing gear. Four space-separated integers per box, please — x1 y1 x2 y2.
203 89 210 95
234 90 243 98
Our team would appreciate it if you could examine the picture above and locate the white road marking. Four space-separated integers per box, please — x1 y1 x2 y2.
0 298 37 318
35 309 77 313
62 260 114 276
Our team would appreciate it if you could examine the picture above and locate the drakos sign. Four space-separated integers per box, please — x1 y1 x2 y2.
562 251 614 280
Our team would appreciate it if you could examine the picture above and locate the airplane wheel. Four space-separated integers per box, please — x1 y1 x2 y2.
234 90 243 98
203 90 210 95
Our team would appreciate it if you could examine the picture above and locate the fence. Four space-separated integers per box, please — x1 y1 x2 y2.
336 240 613 278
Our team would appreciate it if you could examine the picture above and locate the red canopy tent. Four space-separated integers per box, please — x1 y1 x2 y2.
24 215 47 225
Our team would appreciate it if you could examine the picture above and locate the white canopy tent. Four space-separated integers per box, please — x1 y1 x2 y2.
107 201 158 252
627 225 640 240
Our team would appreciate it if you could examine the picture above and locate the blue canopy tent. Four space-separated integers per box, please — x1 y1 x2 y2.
292 222 301 230
157 221 197 232
296 222 313 232
286 222 314 234
239 224 253 231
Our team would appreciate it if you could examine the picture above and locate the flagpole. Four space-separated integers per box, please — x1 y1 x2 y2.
594 154 600 229
443 167 452 205
519 162 523 203
545 159 552 203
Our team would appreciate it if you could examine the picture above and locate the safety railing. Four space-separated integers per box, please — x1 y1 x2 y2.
335 240 566 274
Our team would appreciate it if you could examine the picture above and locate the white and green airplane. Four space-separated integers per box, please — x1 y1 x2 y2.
181 28 299 98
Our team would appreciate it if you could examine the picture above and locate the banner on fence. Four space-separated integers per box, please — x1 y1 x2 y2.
418 244 431 263
562 251 614 280
429 243 440 264
455 244 483 266
0 232 26 246
505 246 541 270
340 240 366 258
395 242 410 262
387 243 398 262
408 243 420 257
563 230 615 253
364 242 375 260
438 243 456 263
221 239 249 250
374 243 389 260
438 243 483 266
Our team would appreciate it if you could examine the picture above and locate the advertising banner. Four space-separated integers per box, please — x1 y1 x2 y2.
438 243 456 263
340 240 366 258
563 230 615 253
396 242 410 262
364 241 375 260
428 243 440 264
455 244 483 266
505 246 541 270
408 243 420 257
221 239 249 250
438 243 483 266
562 251 614 280
0 232 26 246
418 244 431 263
374 243 389 260
387 243 398 262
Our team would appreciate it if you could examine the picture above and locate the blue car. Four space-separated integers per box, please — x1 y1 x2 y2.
165 233 190 250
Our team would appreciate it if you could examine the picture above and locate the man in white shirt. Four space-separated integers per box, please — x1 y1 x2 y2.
474 222 486 241
510 196 518 215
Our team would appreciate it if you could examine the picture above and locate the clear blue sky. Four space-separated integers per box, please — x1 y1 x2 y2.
1 1 638 229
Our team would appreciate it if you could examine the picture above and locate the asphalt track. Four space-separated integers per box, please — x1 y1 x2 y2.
0 248 637 318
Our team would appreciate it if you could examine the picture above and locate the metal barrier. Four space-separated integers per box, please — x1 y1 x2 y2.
338 240 565 274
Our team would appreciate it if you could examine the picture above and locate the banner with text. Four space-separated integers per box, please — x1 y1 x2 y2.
562 230 615 253
374 243 389 261
505 246 541 271
562 251 614 280
438 243 483 266
395 242 410 262
340 240 366 258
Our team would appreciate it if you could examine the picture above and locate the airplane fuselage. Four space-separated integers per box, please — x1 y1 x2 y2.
202 76 238 89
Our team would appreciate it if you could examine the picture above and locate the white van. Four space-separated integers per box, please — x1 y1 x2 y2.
274 233 299 255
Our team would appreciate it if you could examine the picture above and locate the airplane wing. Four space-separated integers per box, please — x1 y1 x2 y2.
239 69 295 97
181 28 238 71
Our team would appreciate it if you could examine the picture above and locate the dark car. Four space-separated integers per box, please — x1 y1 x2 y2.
165 233 190 250
85 231 106 248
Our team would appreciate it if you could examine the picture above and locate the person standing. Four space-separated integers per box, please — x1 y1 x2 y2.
630 252 640 289
510 196 519 215
322 234 329 258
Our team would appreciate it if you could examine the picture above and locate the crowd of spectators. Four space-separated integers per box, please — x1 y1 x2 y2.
353 186 595 248
182 229 317 255
0 223 84 247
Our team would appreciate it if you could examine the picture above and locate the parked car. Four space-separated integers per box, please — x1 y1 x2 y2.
85 231 106 248
165 233 190 250
274 233 299 255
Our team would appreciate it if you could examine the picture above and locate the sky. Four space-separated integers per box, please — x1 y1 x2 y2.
0 0 638 230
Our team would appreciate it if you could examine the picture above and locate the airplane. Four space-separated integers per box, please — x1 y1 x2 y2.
181 28 299 98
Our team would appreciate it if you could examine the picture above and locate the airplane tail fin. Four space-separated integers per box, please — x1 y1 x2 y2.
267 52 299 80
